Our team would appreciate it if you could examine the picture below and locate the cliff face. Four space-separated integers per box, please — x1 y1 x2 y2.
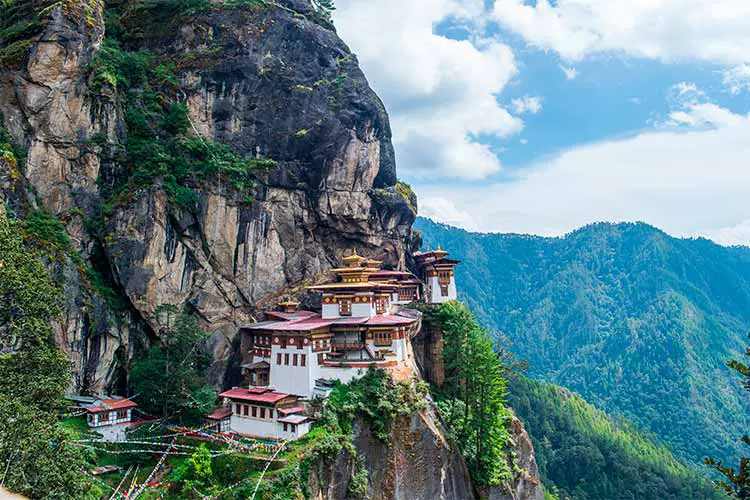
0 2 543 498
0 0 416 391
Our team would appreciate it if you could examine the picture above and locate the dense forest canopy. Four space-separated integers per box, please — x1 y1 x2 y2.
509 376 722 500
415 216 750 467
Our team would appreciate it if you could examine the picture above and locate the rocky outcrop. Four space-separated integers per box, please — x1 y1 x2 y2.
488 416 545 500
0 0 415 391
0 0 133 393
352 407 474 500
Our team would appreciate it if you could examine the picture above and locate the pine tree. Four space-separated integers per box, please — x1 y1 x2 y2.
311 0 335 21
705 337 750 499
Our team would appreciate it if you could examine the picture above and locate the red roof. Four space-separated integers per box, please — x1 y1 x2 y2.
364 315 416 326
266 311 317 321
219 388 294 405
85 397 137 414
206 406 232 420
277 406 305 416
244 312 417 332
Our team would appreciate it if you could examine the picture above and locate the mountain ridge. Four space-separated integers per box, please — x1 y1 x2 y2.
416 215 750 467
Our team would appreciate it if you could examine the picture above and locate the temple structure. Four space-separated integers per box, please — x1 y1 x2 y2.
414 247 460 303
213 247 460 439
240 252 421 398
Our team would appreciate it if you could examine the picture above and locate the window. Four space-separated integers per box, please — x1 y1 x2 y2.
376 297 386 314
117 409 128 419
235 403 241 414
291 424 297 433
374 331 392 346
252 406 257 418
301 354 306 367
284 353 289 365
293 354 298 366
243 405 249 416
318 353 324 364
283 423 288 432
260 408 266 419
277 353 282 365
339 299 352 316
440 284 449 297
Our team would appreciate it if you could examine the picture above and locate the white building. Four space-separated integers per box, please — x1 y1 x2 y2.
83 397 138 441
216 248 460 440
218 387 312 440
414 247 460 304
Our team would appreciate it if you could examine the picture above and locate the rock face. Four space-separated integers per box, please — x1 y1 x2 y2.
488 416 545 500
352 407 474 500
0 0 416 391
0 3 544 499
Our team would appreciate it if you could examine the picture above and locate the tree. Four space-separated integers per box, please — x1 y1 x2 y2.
0 202 62 349
130 305 214 423
705 336 750 499
311 0 335 20
429 301 513 487
0 202 100 499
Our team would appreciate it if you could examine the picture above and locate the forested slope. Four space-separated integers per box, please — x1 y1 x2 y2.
416 216 750 466
508 376 722 500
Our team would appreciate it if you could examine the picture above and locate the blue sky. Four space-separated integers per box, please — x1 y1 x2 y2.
333 0 750 245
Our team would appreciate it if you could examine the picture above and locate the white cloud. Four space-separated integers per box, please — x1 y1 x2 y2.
492 0 750 66
560 65 578 80
722 64 750 95
704 220 750 247
661 82 748 129
334 0 522 180
511 96 543 115
420 196 479 231
415 101 750 245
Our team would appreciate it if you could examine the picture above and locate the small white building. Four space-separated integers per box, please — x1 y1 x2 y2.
205 406 232 433
83 397 138 441
218 387 312 441
414 247 460 304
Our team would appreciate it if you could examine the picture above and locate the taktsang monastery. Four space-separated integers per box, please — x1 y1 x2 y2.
212 248 460 441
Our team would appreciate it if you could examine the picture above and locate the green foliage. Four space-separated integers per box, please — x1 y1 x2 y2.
705 336 750 498
425 301 513 488
509 375 723 500
0 201 99 499
129 306 214 424
89 37 275 210
21 210 74 254
311 0 335 22
0 207 62 349
172 444 215 496
327 367 426 441
415 216 750 467
395 181 416 213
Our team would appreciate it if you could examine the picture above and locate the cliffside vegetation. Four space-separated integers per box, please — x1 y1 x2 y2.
416 216 750 467
509 375 722 500
423 301 515 489
0 201 102 499
88 25 276 210
129 305 215 424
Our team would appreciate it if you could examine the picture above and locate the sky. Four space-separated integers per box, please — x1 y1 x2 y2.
332 0 750 246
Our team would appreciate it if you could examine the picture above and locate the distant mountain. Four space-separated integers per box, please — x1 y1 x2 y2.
508 375 722 500
415 216 750 466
